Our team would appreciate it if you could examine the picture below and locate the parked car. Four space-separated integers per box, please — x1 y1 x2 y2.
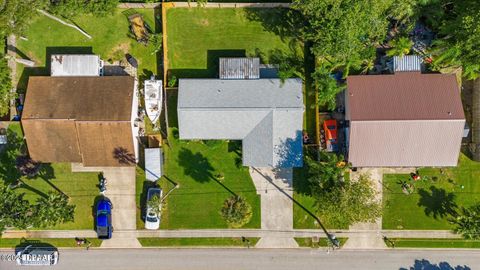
16 245 59 266
145 188 163 230
96 198 113 239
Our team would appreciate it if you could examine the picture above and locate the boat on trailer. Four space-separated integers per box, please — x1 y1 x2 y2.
144 77 163 124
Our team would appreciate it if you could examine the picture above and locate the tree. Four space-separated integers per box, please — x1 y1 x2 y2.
313 69 345 111
220 195 252 228
0 0 48 36
147 194 162 216
293 0 415 75
305 151 348 193
0 185 33 232
451 203 480 240
426 0 480 79
33 192 75 228
0 55 12 117
312 174 381 228
387 37 413 57
292 0 422 109
305 153 379 227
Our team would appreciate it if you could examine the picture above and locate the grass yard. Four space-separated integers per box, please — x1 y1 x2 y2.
135 91 260 229
15 8 158 91
384 238 480 249
0 123 99 230
383 154 480 230
138 237 259 247
294 237 348 248
0 238 102 248
166 8 297 79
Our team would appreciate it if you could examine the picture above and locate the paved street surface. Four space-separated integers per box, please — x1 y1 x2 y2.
1 249 478 270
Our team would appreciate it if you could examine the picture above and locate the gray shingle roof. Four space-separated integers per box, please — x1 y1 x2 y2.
178 78 304 168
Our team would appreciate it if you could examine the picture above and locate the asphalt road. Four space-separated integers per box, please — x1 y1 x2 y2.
0 249 479 270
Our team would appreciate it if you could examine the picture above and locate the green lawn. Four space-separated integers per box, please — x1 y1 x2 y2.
0 238 102 248
383 154 480 230
294 237 348 248
15 8 157 91
166 8 296 79
135 91 260 229
138 237 259 247
0 123 99 230
384 238 480 249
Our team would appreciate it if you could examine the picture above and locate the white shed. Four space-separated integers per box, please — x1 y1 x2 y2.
50 54 103 77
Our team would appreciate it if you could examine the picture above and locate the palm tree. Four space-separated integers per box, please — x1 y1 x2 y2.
451 203 480 239
387 37 413 58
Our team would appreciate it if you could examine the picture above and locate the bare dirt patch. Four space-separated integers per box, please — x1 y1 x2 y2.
108 42 130 62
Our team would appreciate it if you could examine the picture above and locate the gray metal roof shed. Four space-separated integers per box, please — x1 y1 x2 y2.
50 54 103 77
219 58 260 80
145 148 163 181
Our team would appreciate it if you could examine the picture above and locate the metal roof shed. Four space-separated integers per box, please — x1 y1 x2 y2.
145 148 163 181
219 58 260 79
50 54 103 77
393 55 422 72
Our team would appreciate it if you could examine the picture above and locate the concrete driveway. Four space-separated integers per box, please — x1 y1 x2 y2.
249 167 298 248
71 164 140 248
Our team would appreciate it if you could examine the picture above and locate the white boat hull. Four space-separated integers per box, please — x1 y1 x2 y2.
144 79 163 124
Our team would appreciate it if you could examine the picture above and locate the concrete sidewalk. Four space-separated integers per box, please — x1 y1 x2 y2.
1 229 461 240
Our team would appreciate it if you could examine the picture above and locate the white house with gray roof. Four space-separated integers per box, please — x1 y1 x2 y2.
177 58 304 168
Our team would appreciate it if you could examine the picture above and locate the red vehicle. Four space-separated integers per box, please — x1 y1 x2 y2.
323 119 338 152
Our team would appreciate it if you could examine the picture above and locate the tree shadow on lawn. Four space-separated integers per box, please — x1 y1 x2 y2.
417 186 458 219
243 8 305 42
0 128 24 184
177 148 236 195
399 259 471 270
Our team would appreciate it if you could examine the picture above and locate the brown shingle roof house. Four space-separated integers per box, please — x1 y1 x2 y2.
346 71 465 167
22 76 138 167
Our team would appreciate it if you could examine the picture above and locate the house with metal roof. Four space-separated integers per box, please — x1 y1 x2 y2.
177 58 304 168
22 55 139 167
346 56 465 167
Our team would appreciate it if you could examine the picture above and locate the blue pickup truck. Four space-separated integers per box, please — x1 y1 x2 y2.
96 198 113 239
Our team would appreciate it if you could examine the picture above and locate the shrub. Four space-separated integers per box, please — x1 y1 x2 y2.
220 195 252 228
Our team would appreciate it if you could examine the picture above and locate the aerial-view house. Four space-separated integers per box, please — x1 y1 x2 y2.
22 55 139 167
346 56 466 167
177 58 304 168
